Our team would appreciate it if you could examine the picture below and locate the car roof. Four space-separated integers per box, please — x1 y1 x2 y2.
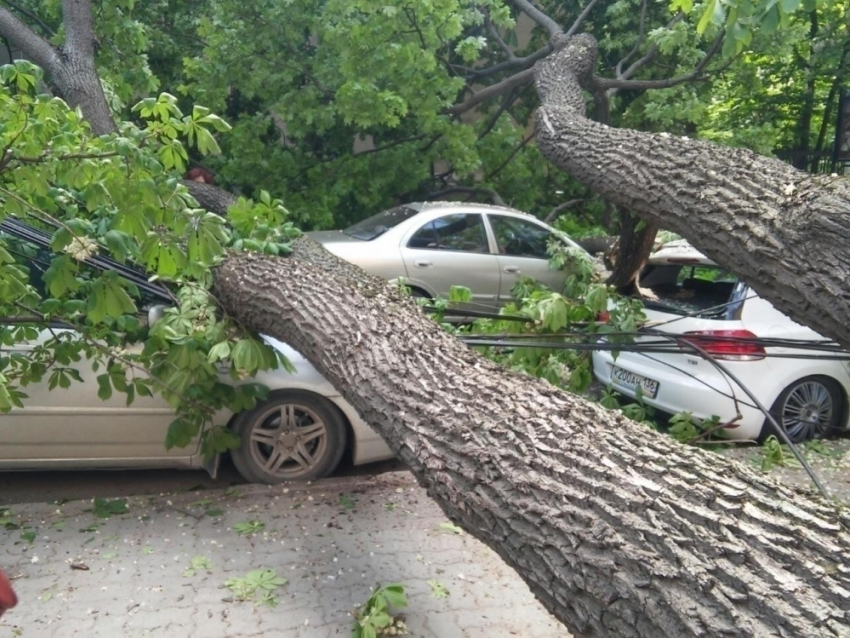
412 201 541 220
0 218 173 302
648 239 717 267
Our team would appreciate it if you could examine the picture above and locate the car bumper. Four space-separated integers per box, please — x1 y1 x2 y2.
592 349 766 439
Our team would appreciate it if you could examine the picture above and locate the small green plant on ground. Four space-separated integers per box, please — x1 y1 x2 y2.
183 555 213 577
436 522 464 535
224 569 287 607
758 435 802 472
352 584 408 638
427 580 449 598
233 520 264 535
804 439 845 461
92 498 129 519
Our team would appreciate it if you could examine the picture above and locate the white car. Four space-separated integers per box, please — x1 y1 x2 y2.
592 240 850 442
0 219 394 483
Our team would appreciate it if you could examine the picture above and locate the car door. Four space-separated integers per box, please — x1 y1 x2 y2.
0 328 197 468
487 214 567 300
0 244 195 467
399 212 501 311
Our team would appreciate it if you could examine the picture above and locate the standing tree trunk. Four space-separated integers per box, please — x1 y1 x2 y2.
214 246 850 637
606 209 659 291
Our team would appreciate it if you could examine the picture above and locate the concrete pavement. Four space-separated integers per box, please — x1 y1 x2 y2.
0 471 569 637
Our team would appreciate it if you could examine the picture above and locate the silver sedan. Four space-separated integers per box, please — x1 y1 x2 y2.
308 202 585 312
0 220 394 484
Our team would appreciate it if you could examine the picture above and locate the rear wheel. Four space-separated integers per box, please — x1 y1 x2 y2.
409 287 431 299
763 376 844 443
230 391 347 483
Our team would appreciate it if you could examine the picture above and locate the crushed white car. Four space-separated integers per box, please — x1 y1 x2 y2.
592 240 850 442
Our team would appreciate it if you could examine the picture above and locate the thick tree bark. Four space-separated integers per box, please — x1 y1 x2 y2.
535 34 850 350
606 210 659 290
7 2 850 632
183 180 237 214
214 246 850 637
0 0 116 136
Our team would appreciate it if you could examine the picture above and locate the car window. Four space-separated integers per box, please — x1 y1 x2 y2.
343 206 420 241
639 263 741 317
0 231 166 312
489 215 553 259
406 214 488 253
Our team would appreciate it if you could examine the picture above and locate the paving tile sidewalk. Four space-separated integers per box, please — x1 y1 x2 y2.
0 471 569 638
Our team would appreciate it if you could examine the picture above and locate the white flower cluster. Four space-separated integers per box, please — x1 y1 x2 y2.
65 236 98 261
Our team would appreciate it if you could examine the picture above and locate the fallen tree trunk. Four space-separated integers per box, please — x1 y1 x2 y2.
534 33 850 351
214 246 850 638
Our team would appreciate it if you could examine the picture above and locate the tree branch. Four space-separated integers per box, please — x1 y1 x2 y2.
596 29 725 92
485 14 515 60
614 0 650 77
0 1 55 37
509 0 563 39
619 13 685 81
564 0 602 39
485 133 534 181
543 198 585 223
462 45 552 79
476 87 523 139
0 7 59 71
448 67 535 115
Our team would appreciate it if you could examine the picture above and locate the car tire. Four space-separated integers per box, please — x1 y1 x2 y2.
409 287 430 299
761 376 845 443
230 390 347 484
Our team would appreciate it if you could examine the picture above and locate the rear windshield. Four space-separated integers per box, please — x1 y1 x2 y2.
343 206 419 241
639 263 745 318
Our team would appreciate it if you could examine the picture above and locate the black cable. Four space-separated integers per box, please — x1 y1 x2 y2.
672 336 832 500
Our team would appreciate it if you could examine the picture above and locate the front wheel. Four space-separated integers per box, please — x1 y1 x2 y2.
230 391 347 484
762 376 845 443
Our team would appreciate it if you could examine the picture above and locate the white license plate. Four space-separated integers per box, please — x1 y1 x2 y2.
611 366 659 399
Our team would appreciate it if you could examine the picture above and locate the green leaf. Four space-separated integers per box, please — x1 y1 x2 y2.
207 341 231 363
93 498 129 519
202 425 240 458
380 584 408 608
165 418 195 450
540 295 569 332
96 374 112 401
584 285 609 314
43 256 80 297
697 0 717 34
448 285 472 302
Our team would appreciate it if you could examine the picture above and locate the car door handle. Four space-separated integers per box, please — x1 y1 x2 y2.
414 260 432 268
503 266 521 274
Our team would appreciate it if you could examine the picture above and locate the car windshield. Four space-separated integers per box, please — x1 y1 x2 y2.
343 206 419 241
639 262 744 318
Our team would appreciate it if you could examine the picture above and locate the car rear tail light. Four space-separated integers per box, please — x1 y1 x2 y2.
679 329 765 361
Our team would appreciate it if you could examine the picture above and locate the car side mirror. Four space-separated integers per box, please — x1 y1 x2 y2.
147 304 168 326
